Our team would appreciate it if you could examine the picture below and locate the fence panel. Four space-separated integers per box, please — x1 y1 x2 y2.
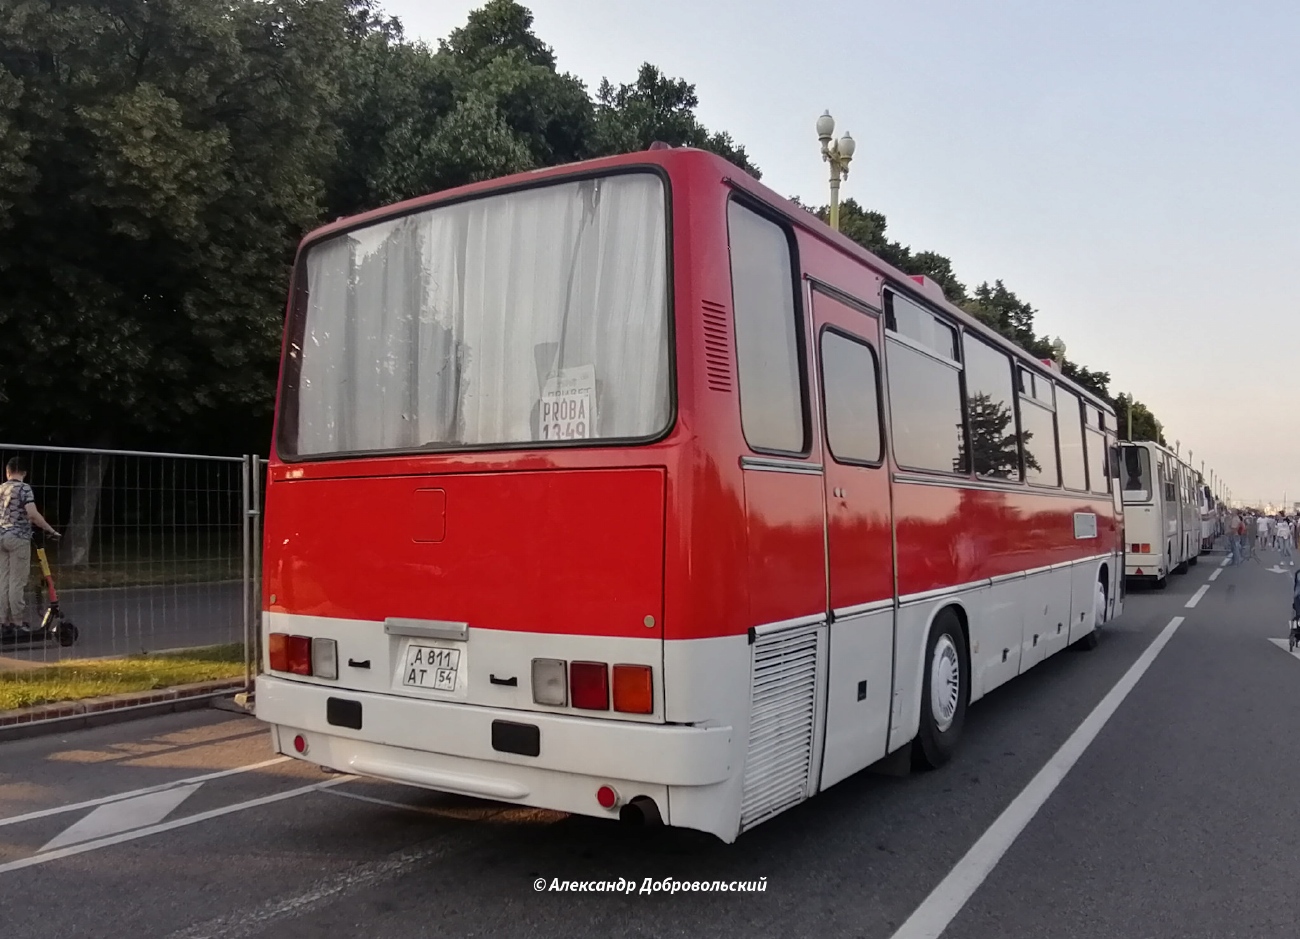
0 445 251 676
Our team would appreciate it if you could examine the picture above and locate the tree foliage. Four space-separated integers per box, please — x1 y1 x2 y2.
0 0 751 451
2 0 1154 455
0 0 347 449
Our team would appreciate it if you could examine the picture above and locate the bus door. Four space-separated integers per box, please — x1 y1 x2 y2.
809 287 897 790
1159 456 1179 568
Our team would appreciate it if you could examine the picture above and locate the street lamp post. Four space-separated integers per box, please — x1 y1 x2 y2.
816 111 855 231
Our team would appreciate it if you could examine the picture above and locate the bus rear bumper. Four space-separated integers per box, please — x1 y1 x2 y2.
256 675 735 834
1125 558 1165 580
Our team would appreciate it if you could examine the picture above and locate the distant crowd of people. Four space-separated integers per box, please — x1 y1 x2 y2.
1221 507 1296 566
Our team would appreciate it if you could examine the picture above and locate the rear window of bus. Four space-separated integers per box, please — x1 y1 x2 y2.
280 172 671 458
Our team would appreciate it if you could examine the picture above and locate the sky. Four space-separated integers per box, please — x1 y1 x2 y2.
386 0 1299 507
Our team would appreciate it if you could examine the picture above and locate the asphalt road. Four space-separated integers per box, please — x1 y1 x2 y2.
0 582 243 663
1 547 1297 939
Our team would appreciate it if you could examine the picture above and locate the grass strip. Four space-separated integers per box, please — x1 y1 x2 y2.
0 643 245 711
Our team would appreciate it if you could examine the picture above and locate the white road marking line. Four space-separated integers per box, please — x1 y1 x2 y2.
0 776 353 875
41 783 202 852
1208 569 1222 582
1185 585 1211 608
1267 638 1300 661
1220 557 1231 567
0 757 289 830
890 615 1185 939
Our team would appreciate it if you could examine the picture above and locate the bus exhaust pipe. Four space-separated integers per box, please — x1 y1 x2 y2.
619 795 663 828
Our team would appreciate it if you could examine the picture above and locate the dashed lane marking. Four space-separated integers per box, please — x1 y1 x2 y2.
1209 569 1222 582
0 757 289 830
1220 557 1231 568
41 783 201 852
1185 585 1211 608
0 776 352 875
890 616 1186 939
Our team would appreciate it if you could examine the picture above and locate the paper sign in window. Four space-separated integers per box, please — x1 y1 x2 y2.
540 365 596 441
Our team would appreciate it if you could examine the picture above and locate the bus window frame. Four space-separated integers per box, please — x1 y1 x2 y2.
274 164 679 464
818 324 885 469
961 329 1026 485
726 193 812 459
883 287 971 478
1119 444 1153 504
1055 385 1089 494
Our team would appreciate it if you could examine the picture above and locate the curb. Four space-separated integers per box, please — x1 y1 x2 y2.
0 679 249 743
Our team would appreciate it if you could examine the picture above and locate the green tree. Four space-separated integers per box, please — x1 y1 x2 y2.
591 64 759 176
0 0 347 559
1114 393 1165 444
326 2 756 214
0 0 345 449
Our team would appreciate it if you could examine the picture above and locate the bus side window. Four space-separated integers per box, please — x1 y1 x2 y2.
884 291 965 474
727 201 807 455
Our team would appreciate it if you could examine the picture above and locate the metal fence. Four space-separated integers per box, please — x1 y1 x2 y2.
0 444 263 688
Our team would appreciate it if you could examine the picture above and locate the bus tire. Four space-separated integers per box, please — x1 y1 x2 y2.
1154 574 1168 590
912 609 969 771
1188 554 1198 567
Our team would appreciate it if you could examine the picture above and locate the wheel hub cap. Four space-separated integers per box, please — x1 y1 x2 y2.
930 635 960 732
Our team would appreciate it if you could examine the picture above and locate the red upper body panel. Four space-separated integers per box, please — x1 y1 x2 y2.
263 147 1120 641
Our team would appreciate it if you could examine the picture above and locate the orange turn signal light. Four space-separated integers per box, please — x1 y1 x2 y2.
612 664 653 714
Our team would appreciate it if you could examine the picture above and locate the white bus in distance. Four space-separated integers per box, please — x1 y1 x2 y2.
1197 477 1217 550
1117 440 1197 587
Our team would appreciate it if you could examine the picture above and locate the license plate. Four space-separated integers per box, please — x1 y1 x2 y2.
402 643 462 692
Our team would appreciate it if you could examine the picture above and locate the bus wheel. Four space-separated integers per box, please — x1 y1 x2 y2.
913 610 969 771
1154 574 1168 590
1188 553 1199 567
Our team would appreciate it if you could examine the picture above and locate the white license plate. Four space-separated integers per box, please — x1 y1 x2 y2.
402 643 462 692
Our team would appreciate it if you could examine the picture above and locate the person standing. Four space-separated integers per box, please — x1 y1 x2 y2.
1278 516 1294 567
0 457 61 630
1227 510 1244 565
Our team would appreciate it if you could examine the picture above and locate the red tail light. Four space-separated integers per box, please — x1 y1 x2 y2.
269 633 290 672
286 635 312 675
612 664 653 714
270 632 313 675
1139 543 1151 554
570 662 609 710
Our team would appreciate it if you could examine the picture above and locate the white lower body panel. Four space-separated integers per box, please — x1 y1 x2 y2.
257 675 738 840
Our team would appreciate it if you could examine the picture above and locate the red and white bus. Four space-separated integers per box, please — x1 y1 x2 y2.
256 147 1123 842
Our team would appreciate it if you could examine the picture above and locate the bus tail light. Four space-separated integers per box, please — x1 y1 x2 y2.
312 638 338 680
569 662 609 710
286 636 312 675
268 633 290 672
531 658 568 706
268 633 313 676
1131 543 1151 554
612 664 653 714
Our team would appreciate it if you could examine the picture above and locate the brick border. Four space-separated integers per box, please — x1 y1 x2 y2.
0 679 248 742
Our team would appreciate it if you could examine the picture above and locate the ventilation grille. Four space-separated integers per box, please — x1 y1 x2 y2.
701 299 733 392
739 626 818 831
